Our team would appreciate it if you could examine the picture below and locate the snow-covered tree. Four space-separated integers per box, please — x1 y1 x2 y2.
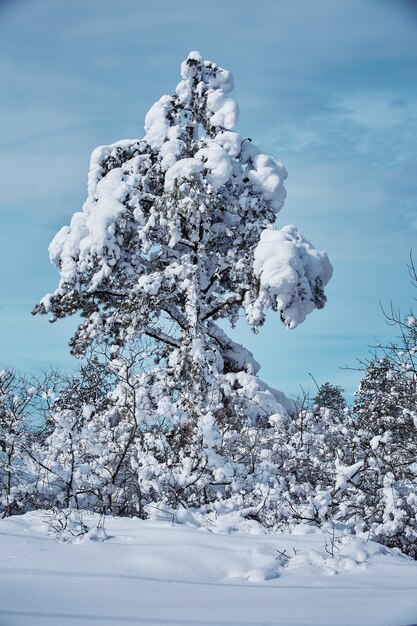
259 386 353 527
313 383 346 418
349 357 417 556
353 355 416 485
34 52 332 502
34 353 155 517
0 369 58 517
34 360 114 511
0 369 33 516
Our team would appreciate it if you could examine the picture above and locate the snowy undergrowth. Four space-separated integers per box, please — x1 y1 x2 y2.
1 511 417 626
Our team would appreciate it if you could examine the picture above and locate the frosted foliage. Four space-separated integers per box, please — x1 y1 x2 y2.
34 52 332 448
42 53 297 309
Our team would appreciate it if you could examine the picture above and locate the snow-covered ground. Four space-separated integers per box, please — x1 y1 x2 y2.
1 512 417 626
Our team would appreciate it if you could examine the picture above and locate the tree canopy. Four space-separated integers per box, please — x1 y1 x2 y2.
34 52 332 401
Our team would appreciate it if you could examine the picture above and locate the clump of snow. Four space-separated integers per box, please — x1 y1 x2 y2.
87 139 137 197
242 140 288 212
334 461 363 493
144 96 172 148
164 158 204 191
286 535 369 577
160 138 186 171
195 141 232 188
249 225 333 328
216 130 242 157
206 90 239 129
48 165 130 290
180 50 204 79
222 370 294 419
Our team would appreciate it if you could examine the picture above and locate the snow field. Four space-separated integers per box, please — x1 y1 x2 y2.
1 512 417 626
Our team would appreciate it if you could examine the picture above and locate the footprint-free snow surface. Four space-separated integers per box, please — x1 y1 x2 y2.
1 511 417 626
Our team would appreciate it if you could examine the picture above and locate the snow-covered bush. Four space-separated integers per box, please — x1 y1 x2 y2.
34 354 158 517
236 384 355 530
348 357 417 557
271 368 417 560
0 369 59 517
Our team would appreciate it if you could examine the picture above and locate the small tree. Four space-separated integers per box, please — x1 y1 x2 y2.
35 359 114 512
266 385 352 527
34 52 332 504
35 351 157 517
313 382 346 418
350 356 417 557
0 369 59 517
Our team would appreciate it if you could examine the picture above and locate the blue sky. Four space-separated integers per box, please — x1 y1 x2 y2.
1 0 416 399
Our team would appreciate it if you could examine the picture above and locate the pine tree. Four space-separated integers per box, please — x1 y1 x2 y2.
313 382 346 418
33 52 332 507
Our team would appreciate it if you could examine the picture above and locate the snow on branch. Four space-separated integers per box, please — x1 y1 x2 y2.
34 51 332 375
247 226 333 329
